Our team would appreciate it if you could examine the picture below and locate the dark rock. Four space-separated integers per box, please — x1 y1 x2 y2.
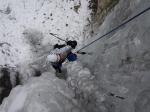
34 70 41 77
0 68 12 104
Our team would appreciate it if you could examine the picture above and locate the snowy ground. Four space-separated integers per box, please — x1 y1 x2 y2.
0 73 83 112
0 0 91 67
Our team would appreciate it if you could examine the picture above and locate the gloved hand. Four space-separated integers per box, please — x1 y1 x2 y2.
53 44 59 49
66 40 77 49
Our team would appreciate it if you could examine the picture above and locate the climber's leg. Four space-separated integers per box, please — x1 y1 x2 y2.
51 62 62 73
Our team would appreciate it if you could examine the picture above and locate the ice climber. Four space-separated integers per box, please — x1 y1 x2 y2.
47 40 77 74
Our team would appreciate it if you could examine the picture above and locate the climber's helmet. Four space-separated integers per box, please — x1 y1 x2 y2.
67 40 77 49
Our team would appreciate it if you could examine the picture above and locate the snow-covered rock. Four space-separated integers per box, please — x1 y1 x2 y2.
0 73 84 112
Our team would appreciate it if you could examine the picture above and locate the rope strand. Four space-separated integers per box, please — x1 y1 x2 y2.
77 6 150 52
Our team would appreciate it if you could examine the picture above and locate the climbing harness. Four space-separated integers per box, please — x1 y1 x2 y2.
76 6 150 52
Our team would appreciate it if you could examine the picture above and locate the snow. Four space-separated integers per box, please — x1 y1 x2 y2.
8 89 27 112
0 0 91 67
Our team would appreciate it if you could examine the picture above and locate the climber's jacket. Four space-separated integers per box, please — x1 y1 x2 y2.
47 45 72 63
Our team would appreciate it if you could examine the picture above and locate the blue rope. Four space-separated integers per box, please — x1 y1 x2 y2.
77 6 150 52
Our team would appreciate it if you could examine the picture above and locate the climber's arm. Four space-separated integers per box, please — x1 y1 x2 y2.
53 44 66 49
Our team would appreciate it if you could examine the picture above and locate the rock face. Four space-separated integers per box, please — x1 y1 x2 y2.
0 73 83 112
90 0 119 26
80 0 150 111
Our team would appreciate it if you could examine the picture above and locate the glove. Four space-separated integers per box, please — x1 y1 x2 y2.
53 44 66 49
66 40 77 49
53 44 59 49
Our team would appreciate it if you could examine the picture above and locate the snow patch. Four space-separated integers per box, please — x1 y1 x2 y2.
0 0 91 67
8 89 27 112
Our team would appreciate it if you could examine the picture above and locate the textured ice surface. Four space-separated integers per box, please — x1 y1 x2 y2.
80 0 150 111
0 73 83 112
0 0 150 112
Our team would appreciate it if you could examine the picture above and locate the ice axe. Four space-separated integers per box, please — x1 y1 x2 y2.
49 33 67 42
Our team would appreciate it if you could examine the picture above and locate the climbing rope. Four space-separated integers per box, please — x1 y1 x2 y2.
76 6 150 52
